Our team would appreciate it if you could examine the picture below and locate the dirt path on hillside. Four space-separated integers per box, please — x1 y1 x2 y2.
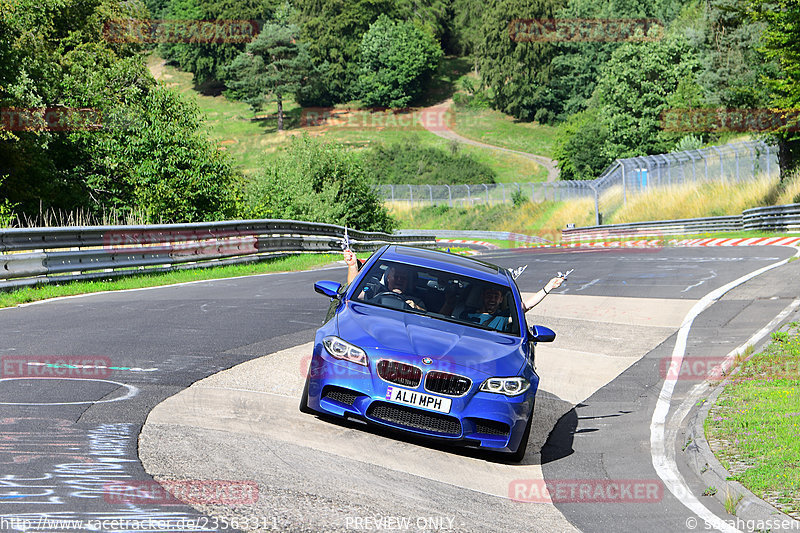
419 99 560 182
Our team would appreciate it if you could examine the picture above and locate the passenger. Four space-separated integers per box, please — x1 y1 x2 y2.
522 275 565 312
461 286 511 331
344 248 361 285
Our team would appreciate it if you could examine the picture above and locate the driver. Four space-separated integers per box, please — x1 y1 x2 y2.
358 264 426 310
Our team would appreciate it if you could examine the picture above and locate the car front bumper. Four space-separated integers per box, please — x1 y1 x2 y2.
306 349 538 453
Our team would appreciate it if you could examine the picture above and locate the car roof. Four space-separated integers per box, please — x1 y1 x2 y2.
380 245 511 285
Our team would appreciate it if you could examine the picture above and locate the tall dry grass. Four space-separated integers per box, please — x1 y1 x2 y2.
390 171 800 239
609 173 783 224
776 168 800 205
7 207 155 228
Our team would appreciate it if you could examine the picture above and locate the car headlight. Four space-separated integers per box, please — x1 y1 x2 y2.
322 336 368 366
480 377 530 396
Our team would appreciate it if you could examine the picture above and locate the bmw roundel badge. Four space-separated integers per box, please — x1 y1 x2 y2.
422 357 433 365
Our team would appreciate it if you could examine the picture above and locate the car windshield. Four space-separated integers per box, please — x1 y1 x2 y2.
351 259 521 336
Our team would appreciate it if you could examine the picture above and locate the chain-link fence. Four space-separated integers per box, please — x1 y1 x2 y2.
375 140 777 220
374 181 597 206
597 140 776 198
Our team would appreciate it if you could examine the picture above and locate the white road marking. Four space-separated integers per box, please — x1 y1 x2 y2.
0 377 139 405
681 270 717 293
650 246 800 532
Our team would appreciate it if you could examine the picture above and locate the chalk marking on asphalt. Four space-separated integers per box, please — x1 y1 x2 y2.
576 279 600 291
650 246 800 532
681 269 717 293
26 362 158 372
0 377 139 405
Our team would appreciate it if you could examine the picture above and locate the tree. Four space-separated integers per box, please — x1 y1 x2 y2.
0 0 239 221
294 0 449 104
445 0 485 57
224 19 312 131
474 0 565 122
356 15 443 108
241 135 395 232
157 0 278 90
594 36 699 158
748 0 800 174
696 0 775 109
533 0 695 120
295 0 398 103
73 87 237 222
552 108 612 180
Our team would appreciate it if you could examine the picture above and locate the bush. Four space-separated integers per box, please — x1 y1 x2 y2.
240 135 394 232
75 86 238 223
552 108 613 181
360 140 496 185
356 15 443 107
453 78 491 110
511 189 527 207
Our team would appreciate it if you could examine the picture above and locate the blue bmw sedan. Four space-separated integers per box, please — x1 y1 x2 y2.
300 245 555 461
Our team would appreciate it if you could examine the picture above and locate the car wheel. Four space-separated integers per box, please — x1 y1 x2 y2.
299 374 316 414
508 401 535 463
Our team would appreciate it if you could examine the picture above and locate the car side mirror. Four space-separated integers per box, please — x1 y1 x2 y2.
314 280 342 299
529 325 555 343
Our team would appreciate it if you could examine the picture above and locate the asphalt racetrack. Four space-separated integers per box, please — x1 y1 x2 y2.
1 245 799 532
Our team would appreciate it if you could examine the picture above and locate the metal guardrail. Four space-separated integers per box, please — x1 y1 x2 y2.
394 229 551 244
0 219 435 290
742 204 800 232
562 203 800 241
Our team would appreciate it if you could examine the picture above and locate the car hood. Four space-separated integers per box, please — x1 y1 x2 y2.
336 301 526 377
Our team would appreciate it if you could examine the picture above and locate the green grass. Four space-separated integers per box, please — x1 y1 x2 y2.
0 253 342 308
313 118 546 183
450 107 559 160
704 323 800 519
149 54 302 175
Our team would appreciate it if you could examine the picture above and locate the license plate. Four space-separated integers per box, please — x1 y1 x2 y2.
385 386 452 414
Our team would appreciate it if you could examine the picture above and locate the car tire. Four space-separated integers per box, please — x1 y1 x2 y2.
299 374 316 414
508 401 535 463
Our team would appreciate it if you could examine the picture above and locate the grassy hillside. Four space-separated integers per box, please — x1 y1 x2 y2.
148 55 547 182
450 108 558 158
